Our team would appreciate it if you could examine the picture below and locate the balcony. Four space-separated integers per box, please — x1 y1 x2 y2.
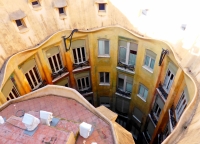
169 108 177 132
78 87 93 96
117 61 135 74
143 131 151 144
32 80 47 91
149 110 158 126
73 60 90 72
51 67 69 82
157 83 168 101
116 88 131 99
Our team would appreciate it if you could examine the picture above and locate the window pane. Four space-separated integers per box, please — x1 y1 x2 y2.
33 67 41 83
9 93 14 99
73 49 78 63
139 85 144 96
81 47 86 61
118 78 124 89
99 4 105 10
77 48 82 63
150 59 155 69
105 41 109 54
82 78 86 89
53 55 59 71
145 55 150 66
25 73 34 89
129 53 136 66
15 20 22 26
86 77 90 88
32 1 39 5
126 83 132 92
59 8 64 14
57 53 63 69
119 47 126 63
77 79 82 89
144 89 148 99
48 57 55 72
98 40 104 55
30 70 37 86
105 72 109 83
100 72 104 83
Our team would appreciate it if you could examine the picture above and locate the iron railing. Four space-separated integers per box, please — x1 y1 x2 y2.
73 60 90 70
51 67 68 80
116 88 131 98
117 61 135 71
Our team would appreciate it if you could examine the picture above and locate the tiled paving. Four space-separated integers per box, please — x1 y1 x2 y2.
0 95 114 144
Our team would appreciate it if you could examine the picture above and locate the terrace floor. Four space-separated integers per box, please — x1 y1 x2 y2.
0 95 114 144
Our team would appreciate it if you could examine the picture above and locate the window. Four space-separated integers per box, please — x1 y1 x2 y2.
118 40 138 67
116 96 130 114
25 66 41 90
154 103 161 119
131 126 139 140
77 76 90 91
143 50 156 72
32 0 40 7
48 53 63 73
58 7 65 15
147 121 155 139
163 69 174 93
175 90 188 120
98 39 109 56
15 19 26 29
7 86 20 101
137 84 148 101
99 72 109 84
132 108 143 126
118 74 133 93
73 47 86 64
99 4 105 11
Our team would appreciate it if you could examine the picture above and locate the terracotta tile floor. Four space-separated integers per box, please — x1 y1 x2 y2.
0 95 114 144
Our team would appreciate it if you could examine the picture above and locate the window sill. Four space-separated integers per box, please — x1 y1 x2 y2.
115 92 131 100
116 66 135 75
52 72 69 83
142 65 153 73
98 11 106 16
98 55 110 58
99 83 110 86
132 115 141 124
137 94 146 102
19 27 29 33
32 6 42 11
59 14 67 20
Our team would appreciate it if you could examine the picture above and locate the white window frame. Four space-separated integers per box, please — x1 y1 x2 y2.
25 65 42 90
47 52 63 73
163 69 175 93
76 76 90 91
99 72 110 85
117 75 133 93
73 47 86 64
175 91 188 121
98 39 110 57
137 84 148 102
143 55 155 73
153 103 161 120
7 86 20 101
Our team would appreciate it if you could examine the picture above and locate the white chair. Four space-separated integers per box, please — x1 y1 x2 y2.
22 113 40 131
0 116 4 124
40 110 53 126
79 122 93 138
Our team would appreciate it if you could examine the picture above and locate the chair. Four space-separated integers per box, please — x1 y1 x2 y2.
22 113 40 131
40 110 53 126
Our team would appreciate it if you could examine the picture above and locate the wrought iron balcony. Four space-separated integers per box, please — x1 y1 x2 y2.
149 110 158 126
78 87 92 95
157 83 168 100
51 67 68 80
73 60 90 70
116 88 131 98
117 61 135 71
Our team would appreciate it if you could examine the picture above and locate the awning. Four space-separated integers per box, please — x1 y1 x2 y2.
9 10 26 21
95 0 108 3
53 0 67 8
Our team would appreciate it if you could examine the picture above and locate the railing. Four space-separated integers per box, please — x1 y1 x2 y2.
117 61 135 71
157 83 168 100
32 80 47 91
116 88 131 98
73 60 90 70
149 110 158 126
51 67 68 80
78 87 92 95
